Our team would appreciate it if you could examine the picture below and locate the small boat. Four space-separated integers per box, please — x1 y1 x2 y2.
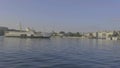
5 27 52 38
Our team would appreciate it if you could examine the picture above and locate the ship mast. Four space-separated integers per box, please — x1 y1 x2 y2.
19 22 22 31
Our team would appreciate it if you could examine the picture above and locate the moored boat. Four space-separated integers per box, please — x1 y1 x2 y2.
5 27 52 38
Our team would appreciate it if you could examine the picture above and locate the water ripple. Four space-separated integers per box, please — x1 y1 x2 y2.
0 38 120 68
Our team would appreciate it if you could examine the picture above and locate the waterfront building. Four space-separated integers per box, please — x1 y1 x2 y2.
97 31 113 39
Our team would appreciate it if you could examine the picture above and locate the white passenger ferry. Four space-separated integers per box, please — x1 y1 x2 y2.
5 27 52 38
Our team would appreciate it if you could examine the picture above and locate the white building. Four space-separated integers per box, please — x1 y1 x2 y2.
97 31 113 39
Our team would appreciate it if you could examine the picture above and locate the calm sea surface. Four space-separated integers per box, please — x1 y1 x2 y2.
0 37 120 68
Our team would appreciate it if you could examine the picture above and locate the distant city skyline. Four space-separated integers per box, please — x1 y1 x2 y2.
0 0 120 32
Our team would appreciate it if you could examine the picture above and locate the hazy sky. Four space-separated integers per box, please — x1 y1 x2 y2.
0 0 120 32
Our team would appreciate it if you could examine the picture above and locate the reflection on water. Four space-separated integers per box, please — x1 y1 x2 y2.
0 37 120 68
